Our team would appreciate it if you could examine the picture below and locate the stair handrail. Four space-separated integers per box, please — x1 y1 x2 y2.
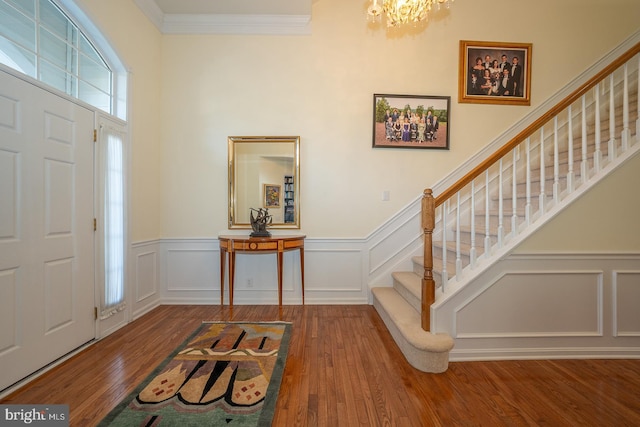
420 41 640 332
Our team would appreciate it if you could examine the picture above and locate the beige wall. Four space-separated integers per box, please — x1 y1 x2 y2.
77 0 164 241
77 0 640 246
518 152 640 252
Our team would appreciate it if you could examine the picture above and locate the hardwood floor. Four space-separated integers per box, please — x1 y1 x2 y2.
2 305 639 426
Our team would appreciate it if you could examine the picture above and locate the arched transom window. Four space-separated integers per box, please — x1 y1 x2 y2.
0 0 116 115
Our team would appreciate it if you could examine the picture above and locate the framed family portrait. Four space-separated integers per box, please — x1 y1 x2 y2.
263 184 280 208
373 94 450 149
459 40 532 106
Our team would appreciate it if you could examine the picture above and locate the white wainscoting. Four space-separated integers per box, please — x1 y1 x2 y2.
136 236 390 306
613 270 640 337
130 238 640 359
432 253 640 360
130 240 161 318
365 195 424 289
126 198 428 307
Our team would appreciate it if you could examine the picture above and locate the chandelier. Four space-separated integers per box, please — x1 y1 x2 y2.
367 0 453 27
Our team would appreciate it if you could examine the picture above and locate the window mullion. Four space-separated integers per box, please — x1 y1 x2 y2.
1 0 116 114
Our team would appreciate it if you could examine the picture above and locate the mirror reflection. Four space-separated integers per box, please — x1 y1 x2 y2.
228 136 300 229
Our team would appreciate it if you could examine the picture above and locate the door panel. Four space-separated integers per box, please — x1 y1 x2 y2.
0 70 95 391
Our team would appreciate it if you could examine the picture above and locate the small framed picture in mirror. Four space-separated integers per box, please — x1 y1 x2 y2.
263 184 281 208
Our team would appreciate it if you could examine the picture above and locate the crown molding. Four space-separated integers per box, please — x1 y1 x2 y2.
163 14 311 35
133 0 311 35
133 0 164 30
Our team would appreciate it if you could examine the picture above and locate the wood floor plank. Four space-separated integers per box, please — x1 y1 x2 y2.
2 305 639 426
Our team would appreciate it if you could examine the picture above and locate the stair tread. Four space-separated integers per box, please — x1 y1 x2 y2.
456 224 513 235
371 287 454 353
476 208 528 216
414 255 453 272
392 271 422 312
392 271 421 296
433 240 477 253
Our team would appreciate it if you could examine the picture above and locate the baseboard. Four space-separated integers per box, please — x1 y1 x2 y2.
450 346 640 361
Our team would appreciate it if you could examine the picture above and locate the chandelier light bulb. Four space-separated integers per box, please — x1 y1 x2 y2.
368 4 383 18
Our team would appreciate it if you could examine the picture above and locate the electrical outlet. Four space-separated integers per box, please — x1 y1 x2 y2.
247 278 253 288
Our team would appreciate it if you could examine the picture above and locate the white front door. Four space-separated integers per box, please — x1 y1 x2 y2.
0 70 95 391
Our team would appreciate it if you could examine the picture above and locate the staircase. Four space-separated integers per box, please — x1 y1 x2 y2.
372 39 640 373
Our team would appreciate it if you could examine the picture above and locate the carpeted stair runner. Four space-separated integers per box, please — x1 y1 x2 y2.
372 279 453 373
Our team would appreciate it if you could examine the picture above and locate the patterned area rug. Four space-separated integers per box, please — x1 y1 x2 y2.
98 322 291 426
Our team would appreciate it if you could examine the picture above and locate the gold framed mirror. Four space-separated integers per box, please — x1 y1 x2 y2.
228 136 300 229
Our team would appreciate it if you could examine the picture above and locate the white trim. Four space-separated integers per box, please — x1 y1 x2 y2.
133 0 164 30
450 347 640 361
132 0 312 35
127 237 640 361
163 14 312 35
429 252 640 361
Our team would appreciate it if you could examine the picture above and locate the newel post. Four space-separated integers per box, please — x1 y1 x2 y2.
421 189 436 331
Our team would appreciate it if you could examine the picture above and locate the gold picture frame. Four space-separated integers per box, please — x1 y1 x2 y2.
459 40 532 106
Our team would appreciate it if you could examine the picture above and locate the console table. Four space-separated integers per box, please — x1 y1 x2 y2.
219 234 305 306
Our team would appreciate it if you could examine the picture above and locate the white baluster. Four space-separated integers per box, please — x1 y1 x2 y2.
455 192 462 280
498 159 504 247
609 74 617 161
470 180 477 267
441 200 448 287
484 170 491 256
594 83 602 172
512 148 518 236
622 62 630 150
567 105 574 193
581 95 589 181
525 137 532 226
539 128 546 214
553 116 560 204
